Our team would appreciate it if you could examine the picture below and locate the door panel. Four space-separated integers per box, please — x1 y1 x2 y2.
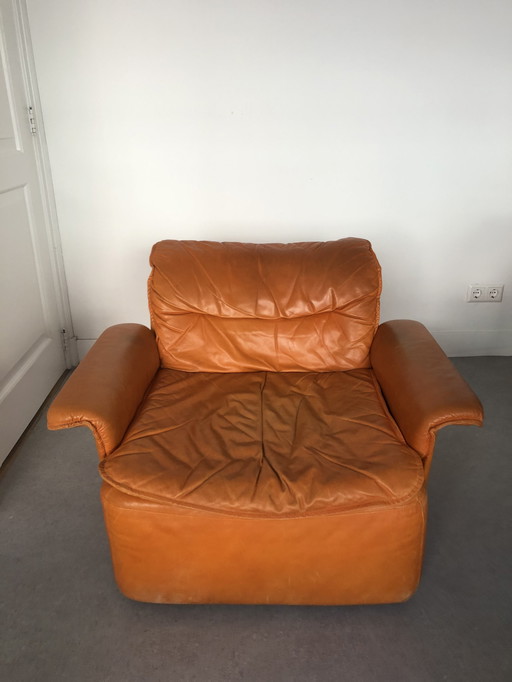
0 186 46 376
0 31 19 155
0 0 67 463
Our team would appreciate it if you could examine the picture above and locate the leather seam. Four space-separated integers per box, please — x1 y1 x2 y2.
102 490 423 520
412 495 427 595
429 416 483 433
370 370 409 446
99 467 424 519
392 494 426 602
145 301 381 322
368 240 382 335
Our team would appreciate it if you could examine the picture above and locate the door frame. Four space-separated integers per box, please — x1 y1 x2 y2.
13 0 76 368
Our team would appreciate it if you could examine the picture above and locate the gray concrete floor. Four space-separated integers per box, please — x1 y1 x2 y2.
1 357 511 682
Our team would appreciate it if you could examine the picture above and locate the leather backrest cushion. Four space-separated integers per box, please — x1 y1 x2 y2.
148 238 381 372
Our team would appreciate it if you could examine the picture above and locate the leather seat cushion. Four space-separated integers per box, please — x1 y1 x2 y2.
100 368 423 517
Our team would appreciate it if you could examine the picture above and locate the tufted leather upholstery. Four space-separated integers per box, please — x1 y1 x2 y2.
48 238 483 604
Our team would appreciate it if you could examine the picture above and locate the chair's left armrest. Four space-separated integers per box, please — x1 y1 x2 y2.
370 320 483 461
47 324 160 458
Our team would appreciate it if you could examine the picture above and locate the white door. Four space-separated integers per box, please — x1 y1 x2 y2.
0 0 70 464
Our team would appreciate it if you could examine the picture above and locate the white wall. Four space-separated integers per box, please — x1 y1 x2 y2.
27 0 512 357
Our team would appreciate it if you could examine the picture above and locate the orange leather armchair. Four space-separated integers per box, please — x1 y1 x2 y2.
48 239 483 604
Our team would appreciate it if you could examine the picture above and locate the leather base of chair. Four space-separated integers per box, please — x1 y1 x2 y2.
101 483 427 605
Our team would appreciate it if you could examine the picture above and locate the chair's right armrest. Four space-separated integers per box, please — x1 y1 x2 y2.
47 324 160 458
370 320 483 461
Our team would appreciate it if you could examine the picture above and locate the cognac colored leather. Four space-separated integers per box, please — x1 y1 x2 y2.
101 484 427 605
148 239 381 372
371 320 484 474
100 368 423 516
47 324 160 457
47 238 483 604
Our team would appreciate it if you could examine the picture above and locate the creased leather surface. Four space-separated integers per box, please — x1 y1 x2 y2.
100 368 423 517
148 238 381 372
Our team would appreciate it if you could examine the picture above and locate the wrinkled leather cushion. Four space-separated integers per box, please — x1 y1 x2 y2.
148 239 381 372
100 369 423 517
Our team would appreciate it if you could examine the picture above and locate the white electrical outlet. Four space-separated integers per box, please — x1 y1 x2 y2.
488 285 504 302
467 284 504 302
467 285 484 301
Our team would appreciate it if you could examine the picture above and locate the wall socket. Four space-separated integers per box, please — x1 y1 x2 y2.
467 285 504 302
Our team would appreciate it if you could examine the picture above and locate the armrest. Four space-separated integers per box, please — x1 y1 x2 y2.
47 324 160 458
370 320 483 460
